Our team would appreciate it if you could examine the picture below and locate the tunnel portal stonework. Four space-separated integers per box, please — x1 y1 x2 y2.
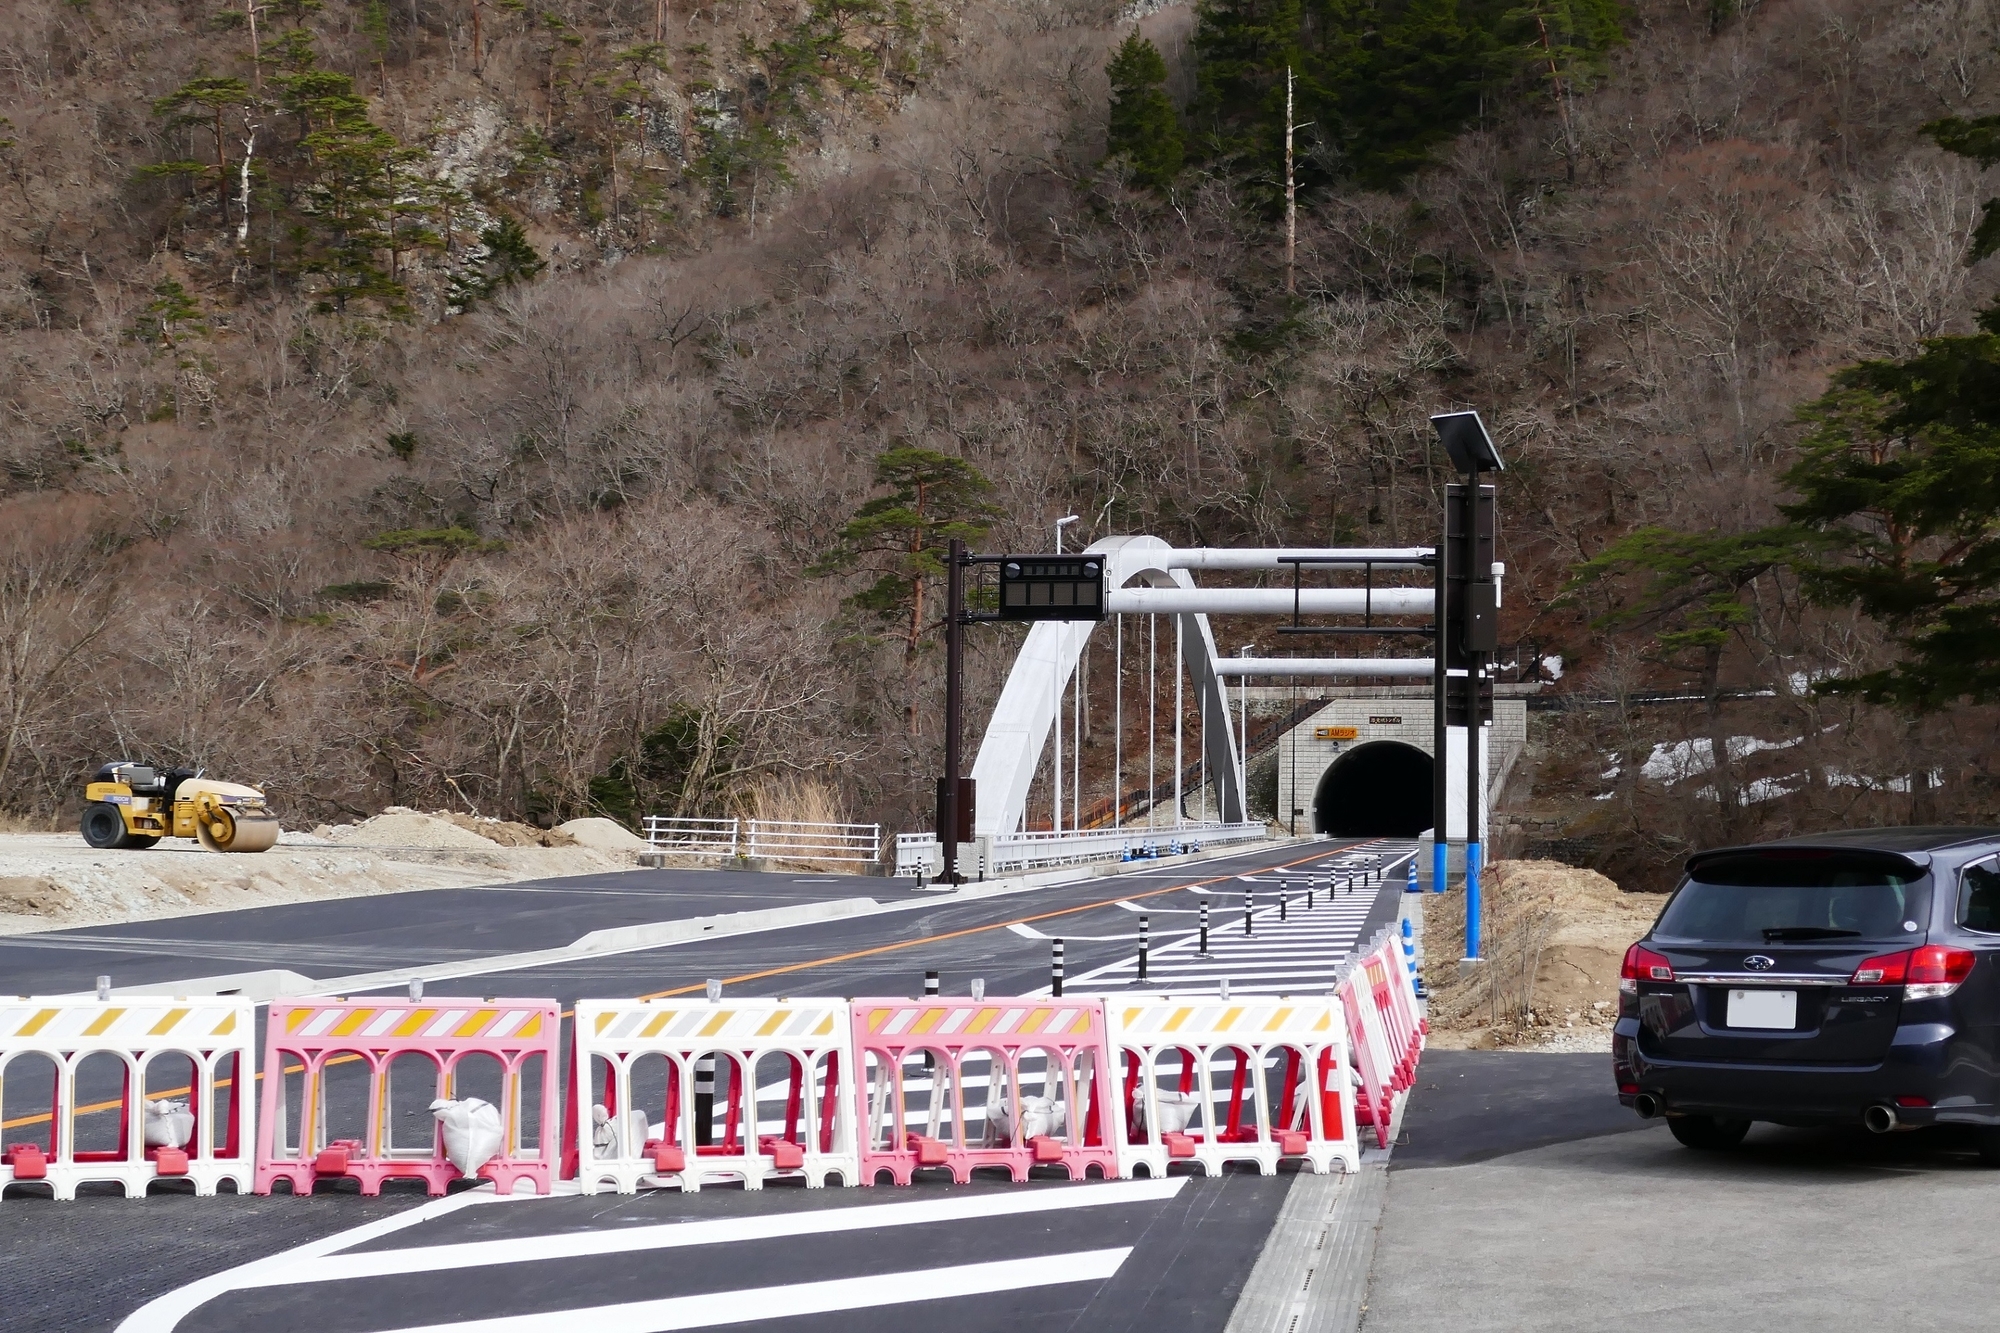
1274 685 1534 837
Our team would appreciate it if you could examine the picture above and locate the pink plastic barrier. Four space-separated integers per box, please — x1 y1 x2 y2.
1361 944 1420 1090
850 998 1119 1185
254 998 559 1197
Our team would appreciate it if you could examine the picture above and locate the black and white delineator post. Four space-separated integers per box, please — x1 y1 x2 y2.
1431 410 1504 962
1051 939 1066 997
1138 915 1150 981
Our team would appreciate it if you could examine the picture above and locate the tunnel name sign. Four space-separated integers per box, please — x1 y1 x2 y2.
1369 716 1402 725
998 556 1106 622
1316 726 1360 740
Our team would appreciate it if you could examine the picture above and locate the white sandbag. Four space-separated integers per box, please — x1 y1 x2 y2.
143 1098 196 1149
991 1095 1066 1143
430 1097 504 1176
625 1110 653 1158
1133 1090 1199 1135
589 1104 656 1158
1019 1096 1066 1140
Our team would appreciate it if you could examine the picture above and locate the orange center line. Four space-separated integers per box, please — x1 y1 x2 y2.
636 844 1353 1000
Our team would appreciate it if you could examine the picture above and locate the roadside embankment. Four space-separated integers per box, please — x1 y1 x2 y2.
1423 859 1668 1052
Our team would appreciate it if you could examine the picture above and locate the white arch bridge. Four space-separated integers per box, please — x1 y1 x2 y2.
900 536 1497 878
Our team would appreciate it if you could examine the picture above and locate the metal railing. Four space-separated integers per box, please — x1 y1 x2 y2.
644 816 883 864
894 821 1269 878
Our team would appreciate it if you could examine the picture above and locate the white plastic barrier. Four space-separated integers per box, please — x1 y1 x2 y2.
1103 995 1358 1179
569 996 858 1192
0 996 256 1200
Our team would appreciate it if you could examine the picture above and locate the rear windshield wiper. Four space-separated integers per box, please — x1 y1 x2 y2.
1760 927 1863 941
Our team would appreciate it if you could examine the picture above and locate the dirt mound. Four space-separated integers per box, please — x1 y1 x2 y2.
556 817 649 852
0 875 75 916
323 807 504 850
433 811 577 848
1424 859 1668 1049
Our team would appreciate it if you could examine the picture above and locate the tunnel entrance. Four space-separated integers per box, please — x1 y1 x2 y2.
1314 741 1434 837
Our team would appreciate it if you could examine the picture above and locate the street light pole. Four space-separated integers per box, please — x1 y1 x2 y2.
1052 514 1079 834
941 537 966 885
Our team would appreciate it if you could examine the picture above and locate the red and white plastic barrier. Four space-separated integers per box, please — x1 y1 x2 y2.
849 998 1119 1184
567 997 857 1192
0 996 255 1200
1335 931 1426 1148
254 997 559 1197
1104 995 1359 1178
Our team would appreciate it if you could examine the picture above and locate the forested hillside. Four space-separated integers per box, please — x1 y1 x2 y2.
1 0 1995 883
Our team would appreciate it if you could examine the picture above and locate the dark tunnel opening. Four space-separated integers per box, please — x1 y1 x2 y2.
1314 741 1434 837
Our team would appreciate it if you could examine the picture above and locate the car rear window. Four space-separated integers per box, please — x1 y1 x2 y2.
1959 860 2000 933
1654 854 1930 945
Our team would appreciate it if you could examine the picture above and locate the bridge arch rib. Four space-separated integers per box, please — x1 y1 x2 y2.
968 536 1243 838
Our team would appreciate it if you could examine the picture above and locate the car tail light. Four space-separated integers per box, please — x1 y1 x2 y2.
1850 946 1975 999
1850 951 1909 986
1620 944 1674 994
1894 1095 1932 1109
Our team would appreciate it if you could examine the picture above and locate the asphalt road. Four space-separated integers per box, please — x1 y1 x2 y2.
1 838 1410 1332
1364 1050 2000 1331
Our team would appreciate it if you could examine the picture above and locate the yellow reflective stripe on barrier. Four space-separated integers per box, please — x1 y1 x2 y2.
213 1010 237 1036
453 1010 499 1039
757 1011 790 1037
966 1008 999 1034
642 1012 674 1038
518 1013 542 1038
149 1008 190 1036
395 1009 439 1038
1164 1008 1192 1032
1218 1006 1243 1031
815 1014 835 1036
912 1009 946 1035
866 1009 889 1034
332 1009 376 1038
699 1010 732 1038
83 1008 125 1037
596 1012 616 1035
1264 1008 1294 1032
19 1008 61 1037
1020 1009 1052 1034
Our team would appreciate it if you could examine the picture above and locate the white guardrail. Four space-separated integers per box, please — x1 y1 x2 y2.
643 817 884 864
894 822 1269 878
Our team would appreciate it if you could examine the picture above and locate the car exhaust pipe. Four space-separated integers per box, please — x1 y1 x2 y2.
1632 1093 1663 1120
1863 1104 1898 1135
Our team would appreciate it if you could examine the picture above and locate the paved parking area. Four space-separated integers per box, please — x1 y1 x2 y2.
1364 1051 2000 1332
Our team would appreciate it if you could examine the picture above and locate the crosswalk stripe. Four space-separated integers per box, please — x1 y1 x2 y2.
368 1249 1134 1333
249 1178 1186 1287
1060 840 1417 997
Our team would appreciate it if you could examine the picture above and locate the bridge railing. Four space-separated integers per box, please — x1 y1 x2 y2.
645 816 883 864
893 821 1269 878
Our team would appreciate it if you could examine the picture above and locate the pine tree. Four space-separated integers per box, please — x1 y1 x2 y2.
1105 34 1185 191
1767 117 2000 709
149 75 254 229
809 447 1002 739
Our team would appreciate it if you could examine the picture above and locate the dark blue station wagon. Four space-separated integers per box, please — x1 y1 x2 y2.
1614 827 2000 1152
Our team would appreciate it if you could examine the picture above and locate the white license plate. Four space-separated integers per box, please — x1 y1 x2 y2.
1727 989 1797 1030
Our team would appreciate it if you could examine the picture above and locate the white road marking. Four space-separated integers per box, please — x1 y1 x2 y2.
372 1248 1134 1333
117 1189 506 1333
117 1178 1185 1332
250 1176 1185 1288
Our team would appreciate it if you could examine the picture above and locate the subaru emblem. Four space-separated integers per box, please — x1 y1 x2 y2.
1744 955 1776 970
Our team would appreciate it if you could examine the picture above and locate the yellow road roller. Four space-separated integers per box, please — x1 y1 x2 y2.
81 761 281 852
